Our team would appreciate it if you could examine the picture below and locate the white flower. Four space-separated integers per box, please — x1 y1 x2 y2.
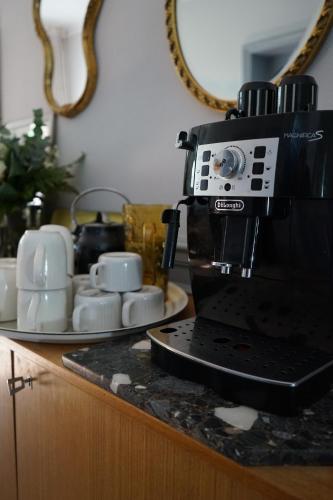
44 159 54 169
0 143 8 160
0 160 7 181
52 145 59 158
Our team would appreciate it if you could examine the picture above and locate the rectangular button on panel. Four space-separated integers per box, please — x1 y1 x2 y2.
251 178 263 191
254 146 266 158
252 162 264 175
200 179 208 190
201 165 209 176
202 150 211 162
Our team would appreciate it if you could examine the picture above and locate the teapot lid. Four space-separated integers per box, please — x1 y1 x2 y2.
73 212 123 237
86 212 122 227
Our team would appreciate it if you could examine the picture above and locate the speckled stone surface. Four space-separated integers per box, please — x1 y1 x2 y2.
62 333 333 466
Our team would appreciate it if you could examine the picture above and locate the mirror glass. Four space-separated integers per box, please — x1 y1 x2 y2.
40 0 90 106
177 0 324 100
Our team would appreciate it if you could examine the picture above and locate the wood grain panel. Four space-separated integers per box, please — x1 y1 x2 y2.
0 343 17 500
258 466 333 500
14 351 287 500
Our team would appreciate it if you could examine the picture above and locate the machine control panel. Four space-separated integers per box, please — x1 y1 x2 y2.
193 138 279 197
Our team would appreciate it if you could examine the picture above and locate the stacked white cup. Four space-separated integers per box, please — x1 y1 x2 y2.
0 258 17 322
16 230 68 332
72 252 165 332
40 224 74 317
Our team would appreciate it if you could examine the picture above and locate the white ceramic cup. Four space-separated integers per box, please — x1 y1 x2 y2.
73 288 121 332
90 252 142 292
122 285 164 327
73 274 91 297
0 259 17 321
16 230 67 290
40 224 74 277
17 289 67 332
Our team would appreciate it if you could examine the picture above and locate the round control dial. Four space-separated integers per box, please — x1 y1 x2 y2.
213 146 245 179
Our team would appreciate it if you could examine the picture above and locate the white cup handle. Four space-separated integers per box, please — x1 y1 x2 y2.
0 274 6 319
27 293 41 331
90 262 105 289
122 299 136 327
72 303 88 332
33 243 46 287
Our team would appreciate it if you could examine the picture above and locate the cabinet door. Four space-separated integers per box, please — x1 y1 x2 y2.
14 351 97 500
0 344 18 500
14 351 271 500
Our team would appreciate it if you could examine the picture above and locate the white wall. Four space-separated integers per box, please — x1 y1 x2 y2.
178 0 321 99
55 0 217 215
1 0 333 220
0 0 48 122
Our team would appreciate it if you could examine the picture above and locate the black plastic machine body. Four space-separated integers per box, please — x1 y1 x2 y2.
148 76 333 415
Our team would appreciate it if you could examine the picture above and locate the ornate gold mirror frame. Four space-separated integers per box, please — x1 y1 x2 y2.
33 0 103 118
166 0 333 111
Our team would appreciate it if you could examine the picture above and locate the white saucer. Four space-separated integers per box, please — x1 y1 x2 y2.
0 282 188 344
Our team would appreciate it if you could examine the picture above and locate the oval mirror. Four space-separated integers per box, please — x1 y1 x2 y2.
33 0 103 117
166 0 333 111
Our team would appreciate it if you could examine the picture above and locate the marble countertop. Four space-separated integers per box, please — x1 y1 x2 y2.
62 332 333 466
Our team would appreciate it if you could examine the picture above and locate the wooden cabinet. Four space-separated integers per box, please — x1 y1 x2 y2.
0 345 17 500
0 337 332 500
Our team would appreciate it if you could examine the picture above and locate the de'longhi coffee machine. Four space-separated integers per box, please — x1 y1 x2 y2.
147 75 333 415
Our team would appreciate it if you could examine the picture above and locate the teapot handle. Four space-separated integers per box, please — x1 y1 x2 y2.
70 187 131 230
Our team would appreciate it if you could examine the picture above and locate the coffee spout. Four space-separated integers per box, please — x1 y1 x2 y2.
241 268 253 279
241 216 260 278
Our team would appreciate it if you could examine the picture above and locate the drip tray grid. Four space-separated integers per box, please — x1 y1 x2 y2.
147 318 333 414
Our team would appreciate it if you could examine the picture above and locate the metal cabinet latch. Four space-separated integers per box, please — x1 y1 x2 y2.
7 376 33 396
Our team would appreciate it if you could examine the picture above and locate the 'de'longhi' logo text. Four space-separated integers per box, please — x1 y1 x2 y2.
215 199 244 211
284 130 324 142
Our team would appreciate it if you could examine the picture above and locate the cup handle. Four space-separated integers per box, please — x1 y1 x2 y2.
90 263 105 289
122 299 136 327
27 294 41 331
0 274 6 320
33 243 46 287
72 304 88 332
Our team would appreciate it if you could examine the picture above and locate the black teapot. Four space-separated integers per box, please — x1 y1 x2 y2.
71 187 131 274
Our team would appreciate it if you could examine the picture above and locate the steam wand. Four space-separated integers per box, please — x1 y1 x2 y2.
161 198 193 269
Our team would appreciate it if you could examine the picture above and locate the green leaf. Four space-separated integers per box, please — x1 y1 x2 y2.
0 182 19 202
32 108 44 138
0 126 11 137
7 150 26 178
0 108 83 211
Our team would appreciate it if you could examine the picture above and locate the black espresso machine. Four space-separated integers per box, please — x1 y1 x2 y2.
147 75 333 415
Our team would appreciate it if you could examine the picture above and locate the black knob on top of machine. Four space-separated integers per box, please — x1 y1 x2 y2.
278 74 318 113
238 81 277 117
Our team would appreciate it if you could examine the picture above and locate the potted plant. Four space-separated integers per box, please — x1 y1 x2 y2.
0 109 84 255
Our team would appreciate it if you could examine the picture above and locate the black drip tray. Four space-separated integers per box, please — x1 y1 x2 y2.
147 318 333 415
